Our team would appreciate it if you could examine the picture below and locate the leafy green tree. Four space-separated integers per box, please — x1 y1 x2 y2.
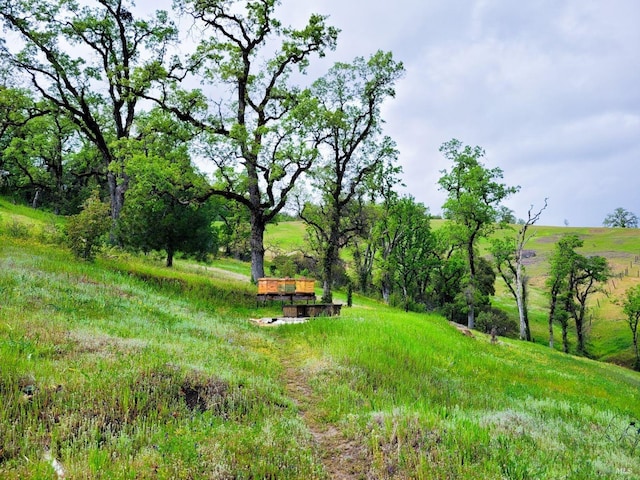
66 190 111 260
569 254 610 355
152 0 339 282
3 107 79 211
427 235 467 317
351 163 403 298
438 139 519 328
215 197 251 261
350 202 383 294
622 285 640 370
603 207 638 228
547 234 582 352
378 196 436 311
476 307 518 338
0 85 33 151
116 110 214 267
300 51 404 303
0 0 178 220
546 234 610 354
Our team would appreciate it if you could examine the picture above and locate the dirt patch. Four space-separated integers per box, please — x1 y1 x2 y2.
251 317 311 327
196 265 251 283
450 322 475 338
180 375 235 415
282 359 369 479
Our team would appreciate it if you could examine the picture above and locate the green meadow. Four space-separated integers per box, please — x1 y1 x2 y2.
1 203 640 479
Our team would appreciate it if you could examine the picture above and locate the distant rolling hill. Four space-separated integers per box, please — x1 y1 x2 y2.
266 220 640 367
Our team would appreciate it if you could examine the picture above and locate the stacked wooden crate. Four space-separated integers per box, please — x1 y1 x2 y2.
257 278 316 303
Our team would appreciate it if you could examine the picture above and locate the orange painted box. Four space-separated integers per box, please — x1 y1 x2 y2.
258 278 280 294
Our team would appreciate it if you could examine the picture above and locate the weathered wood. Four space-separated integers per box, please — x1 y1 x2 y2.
282 303 341 318
256 293 316 304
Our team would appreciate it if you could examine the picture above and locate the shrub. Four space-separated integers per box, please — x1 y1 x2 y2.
270 252 318 278
5 219 31 239
37 220 65 245
65 190 111 260
270 254 299 277
475 307 518 338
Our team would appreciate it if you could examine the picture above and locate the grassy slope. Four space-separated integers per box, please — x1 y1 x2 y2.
267 219 640 366
1 205 640 478
265 220 308 256
487 224 640 365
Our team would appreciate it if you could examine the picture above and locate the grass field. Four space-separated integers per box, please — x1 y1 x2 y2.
2 203 640 478
265 220 309 257
266 219 640 365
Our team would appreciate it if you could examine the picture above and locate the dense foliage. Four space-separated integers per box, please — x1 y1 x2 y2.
546 234 610 355
438 139 519 328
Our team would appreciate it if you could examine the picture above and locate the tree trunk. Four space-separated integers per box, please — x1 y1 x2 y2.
561 323 569 353
321 280 332 304
107 170 128 221
467 242 476 329
381 274 391 304
321 241 339 303
548 288 558 349
575 303 587 355
522 282 532 341
467 302 475 330
249 212 266 283
575 319 585 355
320 210 343 303
32 188 41 209
166 246 174 267
515 252 528 340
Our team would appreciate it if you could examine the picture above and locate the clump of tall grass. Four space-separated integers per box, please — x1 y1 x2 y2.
4 219 31 239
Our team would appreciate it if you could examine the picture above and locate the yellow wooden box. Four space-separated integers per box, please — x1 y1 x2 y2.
295 278 315 294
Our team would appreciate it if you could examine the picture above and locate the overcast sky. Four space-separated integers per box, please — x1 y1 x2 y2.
277 0 640 227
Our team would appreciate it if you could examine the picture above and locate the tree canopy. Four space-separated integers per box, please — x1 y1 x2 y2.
546 234 610 355
150 0 339 281
438 139 519 328
0 0 178 221
603 207 638 228
300 50 404 302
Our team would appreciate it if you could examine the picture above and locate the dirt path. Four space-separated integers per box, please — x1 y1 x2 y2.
185 264 251 282
282 358 368 479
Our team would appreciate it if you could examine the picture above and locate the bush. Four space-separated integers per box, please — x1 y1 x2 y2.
5 219 31 239
65 190 111 260
37 220 65 245
270 252 318 278
475 308 518 338
270 254 299 277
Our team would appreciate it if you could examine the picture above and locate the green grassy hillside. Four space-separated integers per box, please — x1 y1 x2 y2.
267 219 640 366
487 224 640 365
1 205 640 478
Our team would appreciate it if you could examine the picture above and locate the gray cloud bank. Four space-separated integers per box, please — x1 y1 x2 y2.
283 0 640 226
